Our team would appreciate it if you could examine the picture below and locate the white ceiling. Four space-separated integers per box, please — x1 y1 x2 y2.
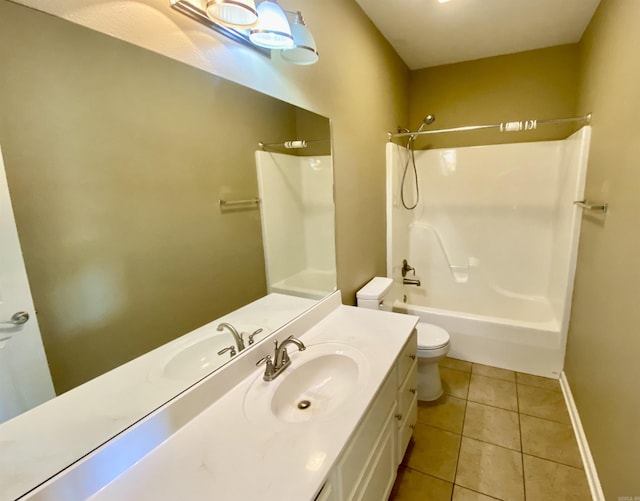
355 0 600 70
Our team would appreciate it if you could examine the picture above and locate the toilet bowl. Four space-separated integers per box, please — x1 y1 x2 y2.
356 277 451 402
415 322 450 401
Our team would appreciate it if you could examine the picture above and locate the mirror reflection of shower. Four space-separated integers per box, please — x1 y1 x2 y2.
400 114 436 210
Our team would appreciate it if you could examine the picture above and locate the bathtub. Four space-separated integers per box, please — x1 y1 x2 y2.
390 284 565 378
384 128 591 379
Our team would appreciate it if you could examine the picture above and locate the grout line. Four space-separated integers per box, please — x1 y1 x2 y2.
516 374 526 501
450 394 468 501
453 484 503 500
414 419 462 436
465 397 518 413
459 433 522 453
518 409 572 426
516 381 563 393
521 452 585 471
402 464 454 485
461 435 523 454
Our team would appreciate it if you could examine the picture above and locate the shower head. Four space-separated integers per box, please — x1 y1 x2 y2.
417 114 436 132
408 114 436 143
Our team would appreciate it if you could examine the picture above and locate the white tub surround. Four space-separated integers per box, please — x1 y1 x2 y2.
256 151 337 300
22 292 418 500
1 293 316 501
386 127 591 377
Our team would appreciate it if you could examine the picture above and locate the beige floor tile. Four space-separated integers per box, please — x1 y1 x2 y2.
403 423 461 482
417 394 466 434
516 372 561 392
463 401 521 451
441 357 472 373
441 367 471 399
456 437 524 501
452 485 500 500
389 466 453 501
523 454 590 501
518 384 571 424
467 374 518 411
520 414 583 468
472 363 516 382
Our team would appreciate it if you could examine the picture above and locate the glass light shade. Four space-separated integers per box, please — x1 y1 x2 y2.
205 0 258 28
249 0 294 49
281 14 318 65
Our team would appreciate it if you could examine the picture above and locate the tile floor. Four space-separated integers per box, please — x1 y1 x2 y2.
389 358 591 501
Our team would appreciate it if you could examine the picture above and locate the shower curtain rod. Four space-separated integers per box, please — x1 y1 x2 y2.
258 139 330 150
388 113 591 140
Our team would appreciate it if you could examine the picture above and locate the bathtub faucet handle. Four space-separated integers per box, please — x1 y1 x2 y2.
402 259 415 277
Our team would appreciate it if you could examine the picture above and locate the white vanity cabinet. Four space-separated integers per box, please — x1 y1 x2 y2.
322 329 418 501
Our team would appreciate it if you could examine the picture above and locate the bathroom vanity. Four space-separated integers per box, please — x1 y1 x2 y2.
22 292 418 500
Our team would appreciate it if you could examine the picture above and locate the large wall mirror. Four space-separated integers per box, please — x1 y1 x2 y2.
0 1 335 497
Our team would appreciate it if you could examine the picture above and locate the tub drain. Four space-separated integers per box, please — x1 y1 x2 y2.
297 400 311 410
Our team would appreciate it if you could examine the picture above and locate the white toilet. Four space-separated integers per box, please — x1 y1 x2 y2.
356 277 451 401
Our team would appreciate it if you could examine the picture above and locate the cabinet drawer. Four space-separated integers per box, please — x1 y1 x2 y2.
396 329 417 385
397 360 417 421
397 395 417 465
336 371 397 500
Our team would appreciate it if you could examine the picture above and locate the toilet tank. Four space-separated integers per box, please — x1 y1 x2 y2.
356 277 394 310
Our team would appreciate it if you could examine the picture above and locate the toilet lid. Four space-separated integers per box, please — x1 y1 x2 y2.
417 323 450 350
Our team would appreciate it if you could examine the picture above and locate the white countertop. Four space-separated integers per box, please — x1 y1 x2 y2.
82 301 418 501
1 293 317 501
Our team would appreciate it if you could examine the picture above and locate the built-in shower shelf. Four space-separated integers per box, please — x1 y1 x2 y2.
409 222 472 283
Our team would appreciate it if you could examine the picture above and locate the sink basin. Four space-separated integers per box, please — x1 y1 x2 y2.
162 334 233 380
159 325 269 380
244 342 370 424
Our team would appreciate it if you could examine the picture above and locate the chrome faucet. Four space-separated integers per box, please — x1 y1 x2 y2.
403 277 421 286
217 322 246 351
256 335 306 381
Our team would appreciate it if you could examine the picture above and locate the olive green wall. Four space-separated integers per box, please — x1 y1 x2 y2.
408 45 580 149
10 0 410 305
566 0 640 497
0 1 302 392
2 0 409 390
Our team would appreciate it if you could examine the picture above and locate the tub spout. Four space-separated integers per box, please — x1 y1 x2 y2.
403 277 421 286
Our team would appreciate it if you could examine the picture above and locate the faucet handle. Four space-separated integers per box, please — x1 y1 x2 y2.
217 345 236 358
256 354 276 379
247 328 263 345
256 354 271 366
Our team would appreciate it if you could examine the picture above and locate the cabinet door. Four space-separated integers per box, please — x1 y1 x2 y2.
335 372 397 500
355 408 397 501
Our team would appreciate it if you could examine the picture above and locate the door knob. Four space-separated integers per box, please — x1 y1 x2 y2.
9 311 29 325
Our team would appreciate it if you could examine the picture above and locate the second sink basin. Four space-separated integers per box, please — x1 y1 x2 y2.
244 342 370 424
158 324 269 381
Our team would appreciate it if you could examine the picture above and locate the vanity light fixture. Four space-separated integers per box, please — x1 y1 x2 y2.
170 0 319 64
205 0 258 28
280 11 319 65
249 0 294 49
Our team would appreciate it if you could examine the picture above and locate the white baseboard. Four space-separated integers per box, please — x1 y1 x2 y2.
559 372 605 501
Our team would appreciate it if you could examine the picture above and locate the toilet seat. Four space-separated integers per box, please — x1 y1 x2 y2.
416 323 450 350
